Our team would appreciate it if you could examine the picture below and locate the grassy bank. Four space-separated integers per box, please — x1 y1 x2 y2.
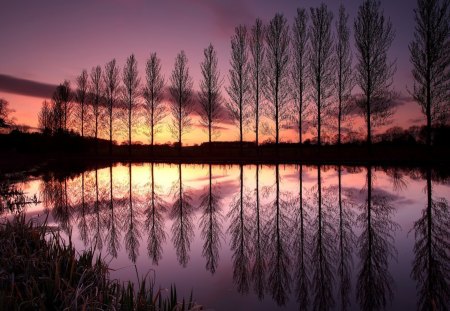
0 214 201 310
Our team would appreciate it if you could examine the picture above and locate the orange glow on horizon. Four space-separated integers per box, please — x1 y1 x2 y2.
0 90 425 146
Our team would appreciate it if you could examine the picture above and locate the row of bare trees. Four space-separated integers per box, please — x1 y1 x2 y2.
37 0 449 147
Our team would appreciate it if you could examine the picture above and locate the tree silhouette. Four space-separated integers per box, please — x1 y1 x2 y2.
144 163 167 265
52 81 72 132
170 164 194 267
264 14 290 145
169 51 194 150
226 25 250 147
335 5 354 146
309 4 334 146
0 98 14 128
354 0 396 145
144 53 166 149
199 44 223 144
38 100 53 133
292 165 311 309
75 69 88 137
89 65 103 144
104 59 120 154
411 168 450 310
410 0 450 146
356 166 398 310
249 19 265 146
122 54 140 154
227 164 251 293
291 9 310 144
199 164 224 274
265 164 291 305
311 165 336 310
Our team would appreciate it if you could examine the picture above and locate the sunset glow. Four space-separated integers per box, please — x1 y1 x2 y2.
0 0 424 145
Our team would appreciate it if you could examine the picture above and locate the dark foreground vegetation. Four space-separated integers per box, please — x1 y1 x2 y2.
1 127 450 176
0 214 201 310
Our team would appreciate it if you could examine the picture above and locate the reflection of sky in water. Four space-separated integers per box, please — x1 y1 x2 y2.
5 164 450 310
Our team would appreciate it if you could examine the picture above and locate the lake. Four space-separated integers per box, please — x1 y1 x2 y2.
1 163 449 310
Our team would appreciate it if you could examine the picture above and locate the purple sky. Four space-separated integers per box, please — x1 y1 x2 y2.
0 0 420 139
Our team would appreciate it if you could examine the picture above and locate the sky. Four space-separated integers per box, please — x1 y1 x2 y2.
0 0 422 144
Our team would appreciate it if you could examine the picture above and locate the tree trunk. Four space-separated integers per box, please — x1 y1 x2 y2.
109 101 113 155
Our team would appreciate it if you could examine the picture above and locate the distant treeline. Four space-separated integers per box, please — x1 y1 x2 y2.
1 124 450 169
29 0 449 150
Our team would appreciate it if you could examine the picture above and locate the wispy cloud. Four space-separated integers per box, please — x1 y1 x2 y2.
187 0 255 37
0 74 56 98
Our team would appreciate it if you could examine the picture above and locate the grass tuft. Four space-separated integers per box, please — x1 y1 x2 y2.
0 214 202 310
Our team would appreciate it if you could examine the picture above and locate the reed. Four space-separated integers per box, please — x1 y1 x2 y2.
0 214 201 310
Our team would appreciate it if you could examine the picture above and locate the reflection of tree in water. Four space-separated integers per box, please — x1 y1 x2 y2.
227 164 251 294
123 162 142 263
41 177 72 234
264 164 291 306
105 165 122 258
170 164 194 267
310 165 336 311
144 163 167 265
356 166 398 311
336 165 356 311
250 164 266 299
385 167 408 192
199 164 223 274
292 165 311 309
412 168 450 311
87 169 106 251
0 179 38 215
75 172 90 247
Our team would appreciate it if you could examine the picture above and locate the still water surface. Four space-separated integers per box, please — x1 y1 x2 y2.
3 163 450 310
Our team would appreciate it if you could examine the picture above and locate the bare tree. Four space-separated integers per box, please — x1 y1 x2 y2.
0 98 14 128
169 51 194 149
199 44 223 144
104 59 120 153
89 65 103 142
38 100 52 133
249 19 265 145
309 4 334 146
144 52 166 149
291 9 310 144
52 81 72 132
122 54 141 153
335 5 354 145
75 70 88 137
354 0 396 145
226 25 250 145
264 13 290 145
410 0 450 146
